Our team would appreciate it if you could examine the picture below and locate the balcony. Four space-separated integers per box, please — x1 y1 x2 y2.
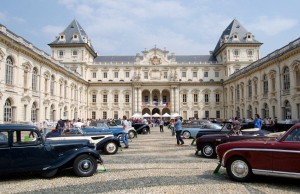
141 101 171 108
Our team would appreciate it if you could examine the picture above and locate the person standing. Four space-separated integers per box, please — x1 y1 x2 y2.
254 114 262 130
122 115 129 148
174 117 184 145
232 117 241 135
159 119 164 132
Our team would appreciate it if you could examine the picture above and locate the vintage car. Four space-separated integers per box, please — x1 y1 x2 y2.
195 122 264 139
196 128 271 158
46 128 121 155
132 123 150 134
0 124 102 178
215 123 300 182
181 120 220 139
88 120 137 139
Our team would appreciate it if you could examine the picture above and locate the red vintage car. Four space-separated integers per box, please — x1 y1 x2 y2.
216 122 300 182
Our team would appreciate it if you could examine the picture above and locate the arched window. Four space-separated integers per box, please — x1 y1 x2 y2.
32 67 38 91
263 74 268 97
4 99 12 122
284 101 291 119
283 66 290 92
295 65 300 87
31 102 37 121
248 80 252 98
263 103 269 118
236 84 240 101
236 107 240 118
63 106 68 117
247 105 252 119
50 104 55 121
5 57 13 85
50 75 55 95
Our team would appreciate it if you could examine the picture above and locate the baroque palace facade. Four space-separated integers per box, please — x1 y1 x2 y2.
0 19 299 123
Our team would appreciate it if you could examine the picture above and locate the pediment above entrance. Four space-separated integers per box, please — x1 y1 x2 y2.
138 47 172 65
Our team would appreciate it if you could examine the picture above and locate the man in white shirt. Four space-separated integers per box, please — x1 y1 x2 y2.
122 115 129 148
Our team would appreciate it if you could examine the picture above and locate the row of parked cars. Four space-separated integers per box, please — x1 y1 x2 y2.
184 120 300 182
0 120 151 178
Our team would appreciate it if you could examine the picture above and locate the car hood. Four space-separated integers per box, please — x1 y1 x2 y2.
46 139 95 150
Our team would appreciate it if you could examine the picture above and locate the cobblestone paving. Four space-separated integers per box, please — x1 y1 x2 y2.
0 127 300 193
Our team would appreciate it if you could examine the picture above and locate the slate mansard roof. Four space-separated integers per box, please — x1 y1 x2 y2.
213 19 262 55
94 55 217 64
48 19 96 56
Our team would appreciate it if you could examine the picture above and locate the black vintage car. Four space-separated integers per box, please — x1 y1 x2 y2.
132 123 150 134
0 124 102 177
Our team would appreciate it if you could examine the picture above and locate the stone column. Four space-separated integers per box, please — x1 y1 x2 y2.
138 87 142 113
175 87 179 113
134 87 138 113
171 87 175 113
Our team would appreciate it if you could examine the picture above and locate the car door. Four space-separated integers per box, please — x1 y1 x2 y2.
0 131 11 172
10 130 56 171
272 128 300 173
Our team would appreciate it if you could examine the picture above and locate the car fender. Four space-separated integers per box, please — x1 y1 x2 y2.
221 149 251 167
42 147 101 171
95 136 121 150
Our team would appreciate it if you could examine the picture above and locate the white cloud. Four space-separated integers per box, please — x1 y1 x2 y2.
248 16 298 36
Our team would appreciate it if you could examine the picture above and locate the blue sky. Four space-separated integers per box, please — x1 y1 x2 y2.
1 0 299 57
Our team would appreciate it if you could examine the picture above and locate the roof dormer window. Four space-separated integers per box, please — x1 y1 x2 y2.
73 34 78 40
59 34 65 41
246 33 253 41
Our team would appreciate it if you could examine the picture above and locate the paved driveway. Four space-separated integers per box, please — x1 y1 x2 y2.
1 127 300 193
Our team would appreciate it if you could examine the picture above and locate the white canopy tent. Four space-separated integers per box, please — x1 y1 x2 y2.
142 113 151 118
171 113 181 118
152 113 161 117
132 113 142 118
162 113 171 117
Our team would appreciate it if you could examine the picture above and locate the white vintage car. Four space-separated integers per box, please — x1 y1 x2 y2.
46 128 121 155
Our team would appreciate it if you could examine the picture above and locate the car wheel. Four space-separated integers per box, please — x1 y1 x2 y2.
41 168 58 178
226 156 252 182
142 128 148 134
117 133 123 141
73 154 97 177
201 144 215 158
182 131 191 139
104 141 118 155
128 130 135 139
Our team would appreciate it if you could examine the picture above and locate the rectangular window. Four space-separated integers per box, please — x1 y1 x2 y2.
182 94 187 103
103 72 108 78
92 111 96 120
125 72 130 78
144 72 148 79
215 94 220 103
233 50 239 56
72 50 78 56
103 95 107 103
92 94 96 103
194 94 198 103
194 111 198 119
182 72 186 78
114 94 118 103
58 50 64 58
103 111 107 119
92 72 97 78
114 72 118 78
144 96 149 103
204 72 208 77
205 111 209 118
205 94 209 103
215 72 219 77
164 72 168 79
216 111 220 118
114 111 118 119
125 94 130 103
193 72 197 78
247 50 253 56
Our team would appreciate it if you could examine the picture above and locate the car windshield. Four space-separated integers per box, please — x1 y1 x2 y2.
89 122 109 128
